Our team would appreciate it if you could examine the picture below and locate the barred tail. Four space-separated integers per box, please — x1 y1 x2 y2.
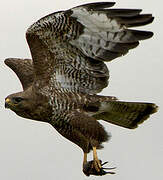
93 100 158 129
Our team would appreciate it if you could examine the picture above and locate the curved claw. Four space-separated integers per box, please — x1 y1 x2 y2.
101 161 108 166
83 160 116 176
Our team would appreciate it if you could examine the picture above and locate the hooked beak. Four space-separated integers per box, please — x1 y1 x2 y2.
5 98 11 108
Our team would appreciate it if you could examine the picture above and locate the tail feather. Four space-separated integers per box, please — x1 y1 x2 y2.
93 101 158 129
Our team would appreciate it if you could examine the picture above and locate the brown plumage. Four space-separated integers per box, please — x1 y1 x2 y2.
4 2 158 176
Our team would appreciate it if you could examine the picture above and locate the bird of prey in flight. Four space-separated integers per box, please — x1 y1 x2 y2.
4 2 158 176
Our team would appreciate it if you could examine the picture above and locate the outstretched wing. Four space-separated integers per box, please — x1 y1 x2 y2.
26 2 154 94
4 58 34 90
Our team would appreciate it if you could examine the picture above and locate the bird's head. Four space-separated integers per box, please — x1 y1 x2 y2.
5 92 26 110
5 88 51 121
5 91 34 119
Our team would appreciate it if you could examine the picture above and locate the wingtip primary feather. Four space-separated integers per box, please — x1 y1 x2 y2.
118 14 154 27
4 58 14 66
4 58 21 68
127 29 154 41
106 9 142 17
74 2 116 10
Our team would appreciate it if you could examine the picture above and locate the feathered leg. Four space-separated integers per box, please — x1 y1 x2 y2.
51 111 114 176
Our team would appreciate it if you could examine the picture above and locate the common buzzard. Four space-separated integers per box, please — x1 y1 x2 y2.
4 2 158 176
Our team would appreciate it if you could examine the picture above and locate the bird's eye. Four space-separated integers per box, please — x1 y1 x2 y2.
13 97 23 104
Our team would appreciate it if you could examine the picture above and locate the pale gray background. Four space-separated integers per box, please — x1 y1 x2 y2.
0 0 162 179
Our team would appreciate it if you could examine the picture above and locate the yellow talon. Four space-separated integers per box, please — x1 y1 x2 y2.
93 147 102 171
